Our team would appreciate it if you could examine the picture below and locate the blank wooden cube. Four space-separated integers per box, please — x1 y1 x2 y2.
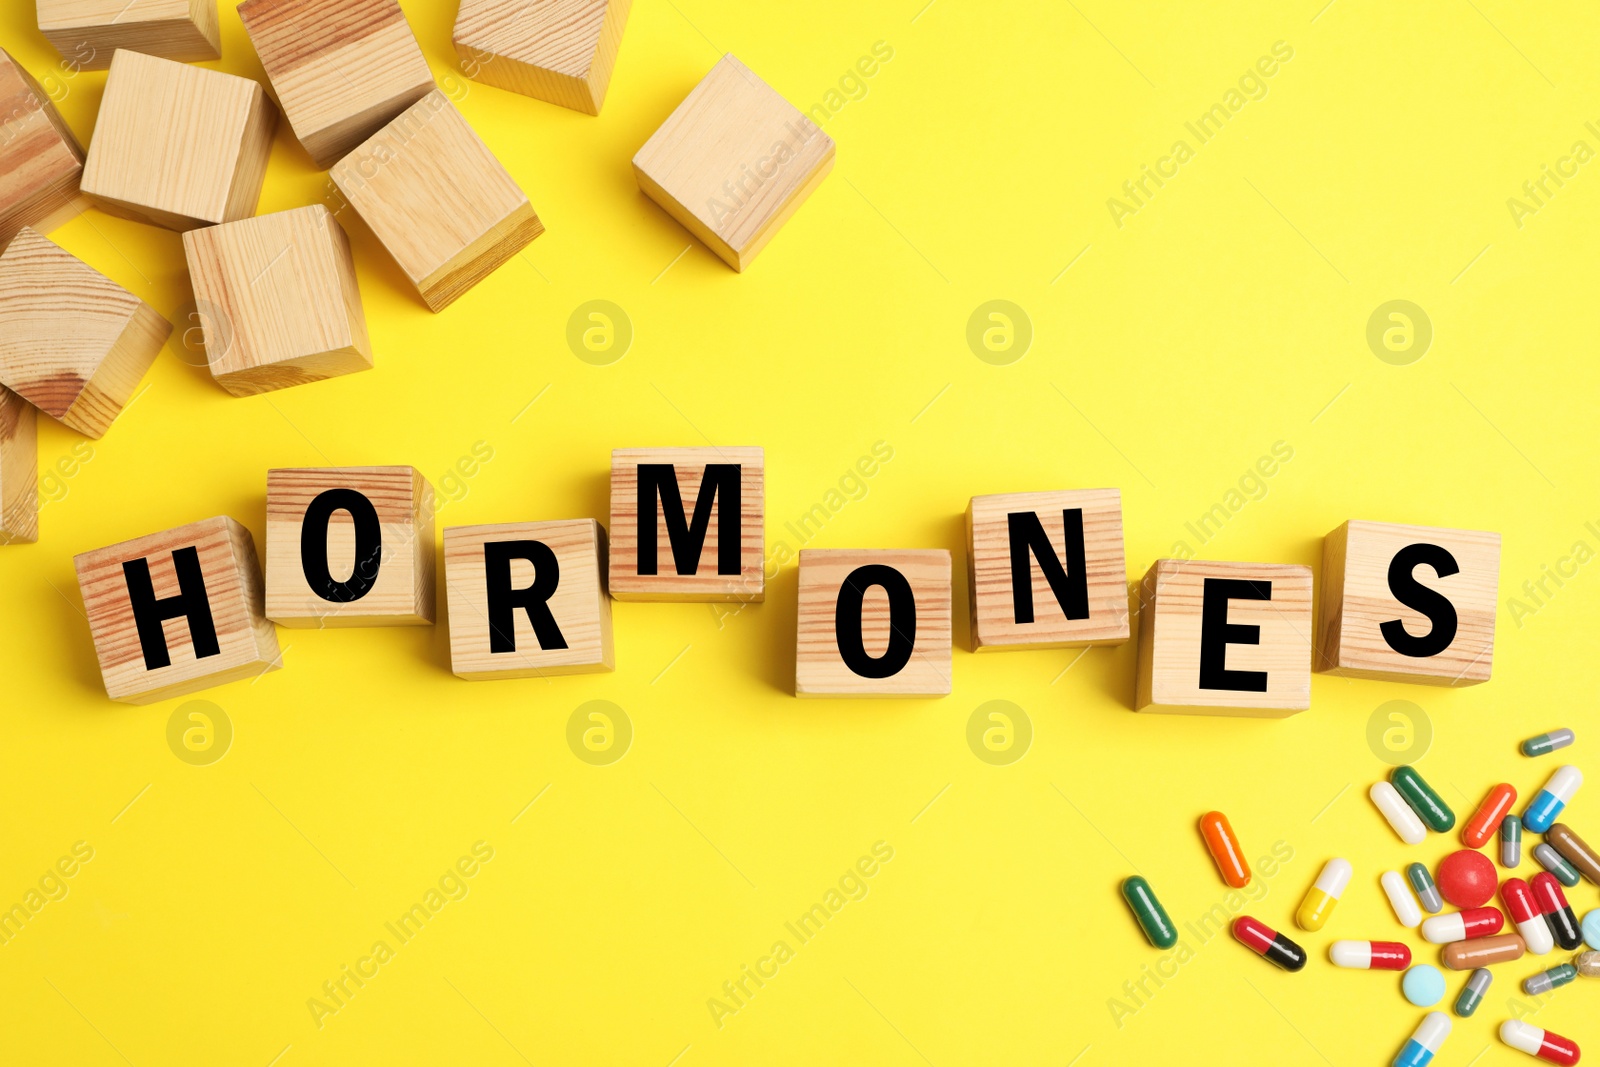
445 520 613 679
452 0 632 115
1317 520 1500 686
330 90 542 312
968 489 1130 651
608 447 762 602
0 385 38 545
0 228 169 437
81 50 275 231
266 467 434 626
0 47 85 246
633 54 834 271
1135 558 1312 717
182 205 372 396
36 0 220 69
796 549 951 698
239 0 434 168
74 516 281 703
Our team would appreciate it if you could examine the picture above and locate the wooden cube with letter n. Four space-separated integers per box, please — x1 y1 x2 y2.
609 447 763 601
1317 520 1499 685
266 467 434 626
967 489 1130 651
1135 558 1312 717
444 520 613 679
796 549 951 697
73 516 281 703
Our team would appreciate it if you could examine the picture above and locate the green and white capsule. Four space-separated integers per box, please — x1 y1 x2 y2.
1533 843 1582 887
1522 963 1578 995
1392 766 1456 833
1521 728 1575 758
1500 815 1522 868
1120 876 1177 949
1454 967 1493 1017
1408 861 1443 913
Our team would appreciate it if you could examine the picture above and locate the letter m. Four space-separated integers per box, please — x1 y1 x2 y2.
637 463 741 576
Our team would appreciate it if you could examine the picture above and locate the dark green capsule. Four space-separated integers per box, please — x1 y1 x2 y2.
1521 728 1575 757
1391 765 1456 833
1407 861 1443 913
1533 843 1582 887
1501 815 1522 868
1454 967 1492 1017
1522 963 1577 995
1121 876 1177 949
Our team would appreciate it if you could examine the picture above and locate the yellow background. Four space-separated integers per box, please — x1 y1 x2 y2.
2 0 1598 1063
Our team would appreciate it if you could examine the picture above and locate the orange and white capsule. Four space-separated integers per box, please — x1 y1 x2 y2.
1297 858 1352 931
1199 811 1250 888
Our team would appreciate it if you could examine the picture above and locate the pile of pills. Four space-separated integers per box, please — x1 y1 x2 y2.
1122 728 1595 1065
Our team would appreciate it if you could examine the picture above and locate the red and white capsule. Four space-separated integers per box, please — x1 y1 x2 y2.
1421 907 1504 944
1502 878 1556 955
1328 940 1411 970
1500 1020 1580 1065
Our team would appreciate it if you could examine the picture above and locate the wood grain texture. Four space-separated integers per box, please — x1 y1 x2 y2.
608 446 763 602
444 519 613 679
239 0 434 168
1317 519 1499 685
633 54 834 271
0 227 168 438
795 549 951 698
967 489 1130 651
0 385 38 545
37 0 220 69
81 49 276 231
266 467 433 626
330 90 542 312
1134 558 1312 717
0 48 85 246
73 515 281 703
182 205 372 396
452 0 632 115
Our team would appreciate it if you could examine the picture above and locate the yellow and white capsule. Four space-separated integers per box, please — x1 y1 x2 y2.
1297 858 1353 932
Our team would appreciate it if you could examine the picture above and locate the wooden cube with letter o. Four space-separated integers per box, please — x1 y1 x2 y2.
795 548 951 697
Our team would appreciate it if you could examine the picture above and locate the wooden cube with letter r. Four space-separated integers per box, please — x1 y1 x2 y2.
1317 520 1499 685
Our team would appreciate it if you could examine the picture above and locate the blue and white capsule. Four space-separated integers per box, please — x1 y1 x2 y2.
1523 766 1582 834
1394 1011 1452 1067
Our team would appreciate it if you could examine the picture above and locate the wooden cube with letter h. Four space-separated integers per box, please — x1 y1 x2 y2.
609 447 763 601
266 467 434 626
1317 520 1499 685
74 516 282 703
1135 558 1312 717
444 520 613 679
796 549 951 697
968 489 1130 651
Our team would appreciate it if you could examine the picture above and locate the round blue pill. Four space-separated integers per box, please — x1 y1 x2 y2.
1582 909 1600 951
1403 965 1446 1007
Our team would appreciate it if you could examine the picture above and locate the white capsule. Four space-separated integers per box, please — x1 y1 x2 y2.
1371 781 1427 845
1382 870 1423 928
1422 912 1468 944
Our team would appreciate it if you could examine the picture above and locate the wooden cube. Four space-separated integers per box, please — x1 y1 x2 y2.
633 54 834 271
968 489 1130 651
0 385 38 545
1317 520 1500 686
452 0 632 116
608 447 762 602
0 47 85 246
36 0 220 69
74 516 281 703
0 228 169 437
330 90 542 312
796 549 951 698
182 205 372 396
444 519 613 679
1135 558 1313 717
239 0 434 168
266 467 434 626
81 50 275 231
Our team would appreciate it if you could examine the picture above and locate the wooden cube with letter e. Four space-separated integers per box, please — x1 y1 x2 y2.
444 520 613 679
796 549 951 698
967 489 1130 651
266 467 434 627
1317 520 1499 685
74 516 282 703
1135 558 1312 717
609 447 763 601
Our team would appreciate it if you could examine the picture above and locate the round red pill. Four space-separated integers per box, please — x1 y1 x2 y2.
1437 849 1498 908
